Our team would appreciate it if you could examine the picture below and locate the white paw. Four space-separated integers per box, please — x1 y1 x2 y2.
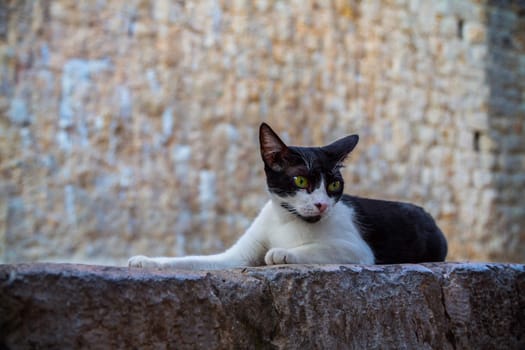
128 255 162 268
264 248 297 265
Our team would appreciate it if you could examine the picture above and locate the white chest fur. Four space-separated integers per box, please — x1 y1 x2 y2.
244 200 375 264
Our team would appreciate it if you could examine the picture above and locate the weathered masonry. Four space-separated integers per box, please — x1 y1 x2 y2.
1 1 524 264
1 263 524 349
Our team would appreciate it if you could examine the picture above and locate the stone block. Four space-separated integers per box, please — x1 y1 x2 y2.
2 0 525 266
440 16 458 37
0 263 524 349
463 22 486 44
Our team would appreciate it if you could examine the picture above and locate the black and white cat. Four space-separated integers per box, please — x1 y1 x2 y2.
128 123 447 269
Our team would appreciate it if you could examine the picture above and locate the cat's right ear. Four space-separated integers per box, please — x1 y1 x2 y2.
323 134 359 166
259 123 289 171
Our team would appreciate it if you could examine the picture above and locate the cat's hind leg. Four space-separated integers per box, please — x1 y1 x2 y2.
128 255 200 269
128 236 268 270
128 254 245 270
128 255 160 268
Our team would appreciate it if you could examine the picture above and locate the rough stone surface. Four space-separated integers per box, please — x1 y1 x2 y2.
1 1 524 264
1 263 524 349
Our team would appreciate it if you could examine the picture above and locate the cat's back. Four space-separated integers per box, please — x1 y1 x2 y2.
341 195 448 264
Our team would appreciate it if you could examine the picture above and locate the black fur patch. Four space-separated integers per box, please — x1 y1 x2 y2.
341 195 448 263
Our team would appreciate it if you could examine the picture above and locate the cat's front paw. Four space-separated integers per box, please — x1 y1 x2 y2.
265 248 297 265
128 255 162 269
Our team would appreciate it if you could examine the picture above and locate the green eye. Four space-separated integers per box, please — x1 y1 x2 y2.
328 180 341 192
293 176 309 189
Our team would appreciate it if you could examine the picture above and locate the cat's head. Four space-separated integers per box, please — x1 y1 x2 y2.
259 123 359 223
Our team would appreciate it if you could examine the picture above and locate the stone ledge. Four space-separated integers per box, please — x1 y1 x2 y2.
0 263 524 349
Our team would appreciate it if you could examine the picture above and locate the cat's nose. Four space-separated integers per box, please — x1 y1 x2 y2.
315 202 328 214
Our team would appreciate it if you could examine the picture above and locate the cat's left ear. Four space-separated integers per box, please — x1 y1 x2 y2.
323 134 359 165
259 123 289 171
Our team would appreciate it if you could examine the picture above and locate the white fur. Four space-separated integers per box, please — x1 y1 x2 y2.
128 188 376 269
275 179 332 218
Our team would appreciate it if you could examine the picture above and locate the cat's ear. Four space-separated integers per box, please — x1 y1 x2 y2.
259 123 289 171
323 134 359 165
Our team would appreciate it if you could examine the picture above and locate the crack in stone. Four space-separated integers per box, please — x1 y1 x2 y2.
439 276 457 350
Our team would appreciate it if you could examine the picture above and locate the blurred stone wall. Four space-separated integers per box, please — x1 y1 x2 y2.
1 0 524 265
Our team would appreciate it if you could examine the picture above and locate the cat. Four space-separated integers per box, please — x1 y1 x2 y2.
128 123 447 269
